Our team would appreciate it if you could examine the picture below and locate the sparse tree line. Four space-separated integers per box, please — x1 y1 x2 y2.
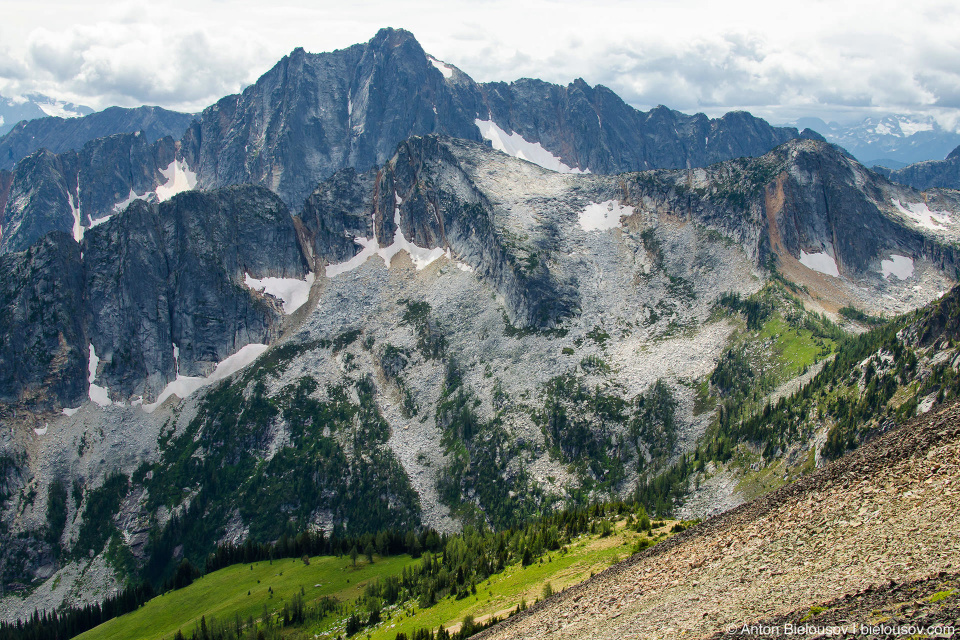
638 283 960 517
0 500 641 640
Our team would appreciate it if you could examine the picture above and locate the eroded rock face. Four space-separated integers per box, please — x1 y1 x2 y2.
85 186 307 399
0 150 79 256
769 142 954 274
0 232 86 407
478 81 822 175
0 186 307 408
196 28 483 211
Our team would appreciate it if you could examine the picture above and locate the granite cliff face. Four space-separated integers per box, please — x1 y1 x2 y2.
84 186 308 401
0 106 195 171
195 28 484 209
477 80 821 175
0 185 307 409
875 144 960 190
757 141 960 276
0 232 87 408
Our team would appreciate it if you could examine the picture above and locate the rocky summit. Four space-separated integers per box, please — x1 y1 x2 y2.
194 28 818 210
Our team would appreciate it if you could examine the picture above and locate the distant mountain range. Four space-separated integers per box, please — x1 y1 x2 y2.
194 28 821 210
0 93 93 136
0 28 820 254
789 114 960 166
873 143 960 191
0 105 196 171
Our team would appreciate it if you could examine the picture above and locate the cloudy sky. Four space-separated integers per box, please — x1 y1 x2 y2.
1 0 958 126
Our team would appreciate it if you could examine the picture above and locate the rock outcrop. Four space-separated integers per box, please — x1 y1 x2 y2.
478 80 822 175
0 232 87 407
85 185 307 399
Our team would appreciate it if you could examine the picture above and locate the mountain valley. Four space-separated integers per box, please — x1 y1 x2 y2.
0 26 959 640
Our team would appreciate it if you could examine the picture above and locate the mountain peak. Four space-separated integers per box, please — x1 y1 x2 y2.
369 26 421 48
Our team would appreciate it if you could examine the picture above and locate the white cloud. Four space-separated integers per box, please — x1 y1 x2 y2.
0 0 957 124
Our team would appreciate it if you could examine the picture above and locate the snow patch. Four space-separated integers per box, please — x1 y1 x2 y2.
893 199 951 230
155 159 197 202
35 100 85 119
87 345 98 384
87 344 113 407
898 120 933 136
34 425 47 436
326 193 447 277
579 200 633 232
110 159 197 214
62 407 80 417
244 272 315 314
442 248 474 272
326 238 380 277
799 250 840 277
428 56 454 79
142 343 270 413
874 122 893 136
475 119 588 174
881 254 914 280
113 188 144 213
69 182 83 242
88 213 112 229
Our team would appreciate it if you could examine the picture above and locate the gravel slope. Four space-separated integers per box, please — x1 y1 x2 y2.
476 400 960 639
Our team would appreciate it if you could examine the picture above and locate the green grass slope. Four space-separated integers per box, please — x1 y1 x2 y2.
77 518 684 640
77 554 412 640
